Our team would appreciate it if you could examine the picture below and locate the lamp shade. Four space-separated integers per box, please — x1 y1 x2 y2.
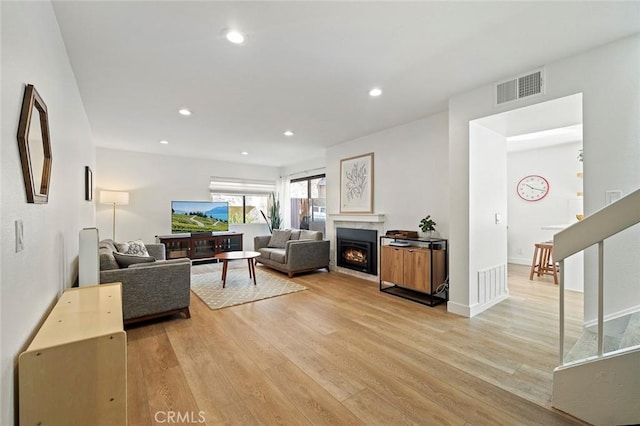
100 190 129 205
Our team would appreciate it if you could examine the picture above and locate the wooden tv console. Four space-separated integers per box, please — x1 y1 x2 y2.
157 232 243 261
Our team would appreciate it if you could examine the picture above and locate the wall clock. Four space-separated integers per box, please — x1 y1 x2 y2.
517 175 549 201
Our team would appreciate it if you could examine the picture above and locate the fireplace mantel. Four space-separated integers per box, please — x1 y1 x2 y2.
329 213 385 223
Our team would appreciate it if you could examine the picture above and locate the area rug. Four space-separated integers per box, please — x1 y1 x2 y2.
191 263 307 310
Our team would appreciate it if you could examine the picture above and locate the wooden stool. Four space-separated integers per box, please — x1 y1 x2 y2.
529 242 558 284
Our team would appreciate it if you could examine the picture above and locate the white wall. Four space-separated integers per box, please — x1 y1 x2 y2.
507 142 583 265
1 2 95 423
467 122 508 309
449 34 640 319
0 2 4 416
280 157 326 180
326 111 449 244
95 148 278 247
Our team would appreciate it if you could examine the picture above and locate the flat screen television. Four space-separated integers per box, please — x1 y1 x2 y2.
171 201 229 233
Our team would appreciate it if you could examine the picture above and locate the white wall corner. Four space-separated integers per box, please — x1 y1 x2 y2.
449 293 510 318
447 301 471 317
449 262 510 318
469 293 510 317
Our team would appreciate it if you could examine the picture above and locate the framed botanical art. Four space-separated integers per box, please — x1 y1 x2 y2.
340 152 374 213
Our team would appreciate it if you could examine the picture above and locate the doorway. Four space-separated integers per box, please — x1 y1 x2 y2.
469 93 584 311
289 174 326 236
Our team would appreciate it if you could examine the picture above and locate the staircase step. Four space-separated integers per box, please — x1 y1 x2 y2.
565 331 622 362
566 312 640 362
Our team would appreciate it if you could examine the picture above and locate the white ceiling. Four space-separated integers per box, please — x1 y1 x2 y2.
506 124 583 153
475 93 583 152
51 1 640 167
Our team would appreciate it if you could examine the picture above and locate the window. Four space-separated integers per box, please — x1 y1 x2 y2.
209 177 275 224
211 194 269 224
290 174 326 235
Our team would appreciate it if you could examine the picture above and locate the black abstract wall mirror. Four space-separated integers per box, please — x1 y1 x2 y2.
17 84 52 203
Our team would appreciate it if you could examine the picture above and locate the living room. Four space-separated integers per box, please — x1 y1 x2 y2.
2 1 640 424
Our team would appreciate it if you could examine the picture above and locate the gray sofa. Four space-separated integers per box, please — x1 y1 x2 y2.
98 239 192 324
254 229 330 277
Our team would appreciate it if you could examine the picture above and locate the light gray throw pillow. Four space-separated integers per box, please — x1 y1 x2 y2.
289 230 301 240
299 230 321 240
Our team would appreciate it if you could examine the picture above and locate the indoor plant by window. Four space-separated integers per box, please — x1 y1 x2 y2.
419 215 436 239
268 192 282 231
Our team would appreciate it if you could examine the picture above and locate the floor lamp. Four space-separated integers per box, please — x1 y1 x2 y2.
100 190 129 241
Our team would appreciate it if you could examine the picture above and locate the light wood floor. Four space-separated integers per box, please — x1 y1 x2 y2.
126 263 587 425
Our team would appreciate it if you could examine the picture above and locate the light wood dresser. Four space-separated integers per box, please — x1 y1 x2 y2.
19 282 127 425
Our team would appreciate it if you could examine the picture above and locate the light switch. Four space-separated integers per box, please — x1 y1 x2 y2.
16 220 24 252
605 190 622 205
495 213 501 224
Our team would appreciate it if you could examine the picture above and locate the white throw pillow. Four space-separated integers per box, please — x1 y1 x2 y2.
116 239 150 257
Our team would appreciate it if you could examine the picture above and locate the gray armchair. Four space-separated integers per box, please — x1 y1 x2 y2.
254 229 330 277
99 240 191 324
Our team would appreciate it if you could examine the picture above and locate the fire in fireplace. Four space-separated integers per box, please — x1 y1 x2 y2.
344 248 366 265
336 228 377 275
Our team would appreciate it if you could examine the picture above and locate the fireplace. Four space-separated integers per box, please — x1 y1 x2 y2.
336 228 377 275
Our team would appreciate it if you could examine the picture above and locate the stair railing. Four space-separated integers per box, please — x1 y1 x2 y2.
554 188 640 364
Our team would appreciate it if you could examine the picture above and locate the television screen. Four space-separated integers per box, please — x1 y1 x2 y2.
171 201 229 233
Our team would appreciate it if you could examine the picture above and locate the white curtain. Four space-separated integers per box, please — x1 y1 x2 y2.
278 176 291 229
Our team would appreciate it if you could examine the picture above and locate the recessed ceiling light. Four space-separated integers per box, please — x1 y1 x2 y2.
283 130 294 136
178 108 191 116
241 151 249 156
369 88 382 97
159 140 169 145
226 30 245 44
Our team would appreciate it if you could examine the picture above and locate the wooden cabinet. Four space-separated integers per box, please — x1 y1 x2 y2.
381 245 404 284
19 283 126 425
157 232 243 261
380 237 448 306
404 247 431 292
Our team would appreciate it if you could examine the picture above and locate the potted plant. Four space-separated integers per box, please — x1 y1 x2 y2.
419 214 436 239
268 192 282 232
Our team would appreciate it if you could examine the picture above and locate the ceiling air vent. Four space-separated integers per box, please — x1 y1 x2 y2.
495 68 544 106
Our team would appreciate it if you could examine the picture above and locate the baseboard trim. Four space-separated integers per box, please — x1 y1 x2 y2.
508 257 530 266
584 303 640 329
447 292 510 318
470 293 510 317
447 301 471 317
